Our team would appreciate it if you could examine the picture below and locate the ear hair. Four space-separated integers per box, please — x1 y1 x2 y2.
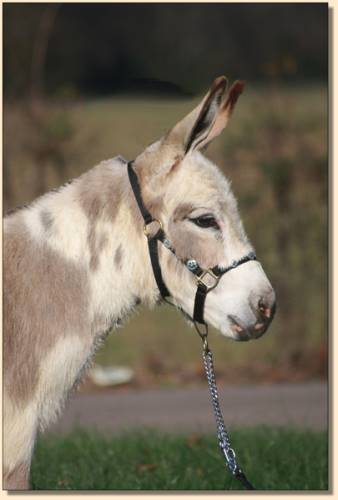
223 80 245 115
184 76 228 154
196 80 245 151
163 76 228 154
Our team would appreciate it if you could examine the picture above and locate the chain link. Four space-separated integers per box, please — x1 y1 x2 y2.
202 346 242 476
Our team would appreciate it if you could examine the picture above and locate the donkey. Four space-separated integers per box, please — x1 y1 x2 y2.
4 76 276 489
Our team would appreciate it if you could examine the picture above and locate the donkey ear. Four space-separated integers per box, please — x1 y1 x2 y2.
164 77 244 155
197 80 245 150
164 76 228 154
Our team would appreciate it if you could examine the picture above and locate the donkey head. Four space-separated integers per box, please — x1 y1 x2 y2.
133 76 276 341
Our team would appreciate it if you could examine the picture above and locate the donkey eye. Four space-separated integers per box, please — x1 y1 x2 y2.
190 215 220 230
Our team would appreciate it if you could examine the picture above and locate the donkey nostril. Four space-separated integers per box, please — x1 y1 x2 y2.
262 307 271 318
258 298 272 319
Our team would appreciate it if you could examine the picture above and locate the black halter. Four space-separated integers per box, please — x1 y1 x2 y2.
127 161 257 326
128 160 258 490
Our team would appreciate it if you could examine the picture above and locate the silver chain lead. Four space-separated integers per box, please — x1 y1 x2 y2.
195 324 255 490
202 344 241 476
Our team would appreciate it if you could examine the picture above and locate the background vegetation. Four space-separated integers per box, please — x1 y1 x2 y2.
4 3 327 98
3 4 328 386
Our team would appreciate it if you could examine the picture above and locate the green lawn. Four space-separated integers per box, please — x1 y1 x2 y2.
31 428 328 491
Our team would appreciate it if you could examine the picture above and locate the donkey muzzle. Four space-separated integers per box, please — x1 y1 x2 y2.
228 290 276 341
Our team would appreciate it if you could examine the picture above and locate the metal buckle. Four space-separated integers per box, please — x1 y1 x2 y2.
143 219 163 238
196 269 220 292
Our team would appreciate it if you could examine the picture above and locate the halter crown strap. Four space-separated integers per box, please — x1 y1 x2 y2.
127 161 153 225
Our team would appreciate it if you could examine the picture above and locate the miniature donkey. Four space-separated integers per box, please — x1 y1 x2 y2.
4 76 276 489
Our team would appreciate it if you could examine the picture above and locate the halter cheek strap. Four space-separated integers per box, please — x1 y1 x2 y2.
127 161 257 325
127 163 170 298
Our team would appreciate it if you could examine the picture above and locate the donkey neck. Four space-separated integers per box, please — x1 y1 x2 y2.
73 157 160 333
12 157 160 338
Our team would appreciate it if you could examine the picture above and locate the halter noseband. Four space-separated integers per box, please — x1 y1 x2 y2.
127 161 257 326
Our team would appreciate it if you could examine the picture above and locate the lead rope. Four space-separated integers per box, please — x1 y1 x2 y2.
196 324 256 490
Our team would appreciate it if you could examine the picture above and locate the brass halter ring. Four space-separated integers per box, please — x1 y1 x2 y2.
196 269 221 292
143 219 163 238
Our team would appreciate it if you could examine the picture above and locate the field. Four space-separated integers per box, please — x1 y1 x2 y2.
30 428 328 490
4 84 328 385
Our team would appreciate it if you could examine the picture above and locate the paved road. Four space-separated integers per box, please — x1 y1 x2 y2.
49 382 327 435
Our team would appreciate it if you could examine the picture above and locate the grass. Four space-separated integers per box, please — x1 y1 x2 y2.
31 428 328 491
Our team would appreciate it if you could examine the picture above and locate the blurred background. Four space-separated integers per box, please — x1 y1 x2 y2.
3 3 328 389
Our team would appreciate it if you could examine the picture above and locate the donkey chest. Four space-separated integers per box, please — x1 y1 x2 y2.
36 335 96 427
